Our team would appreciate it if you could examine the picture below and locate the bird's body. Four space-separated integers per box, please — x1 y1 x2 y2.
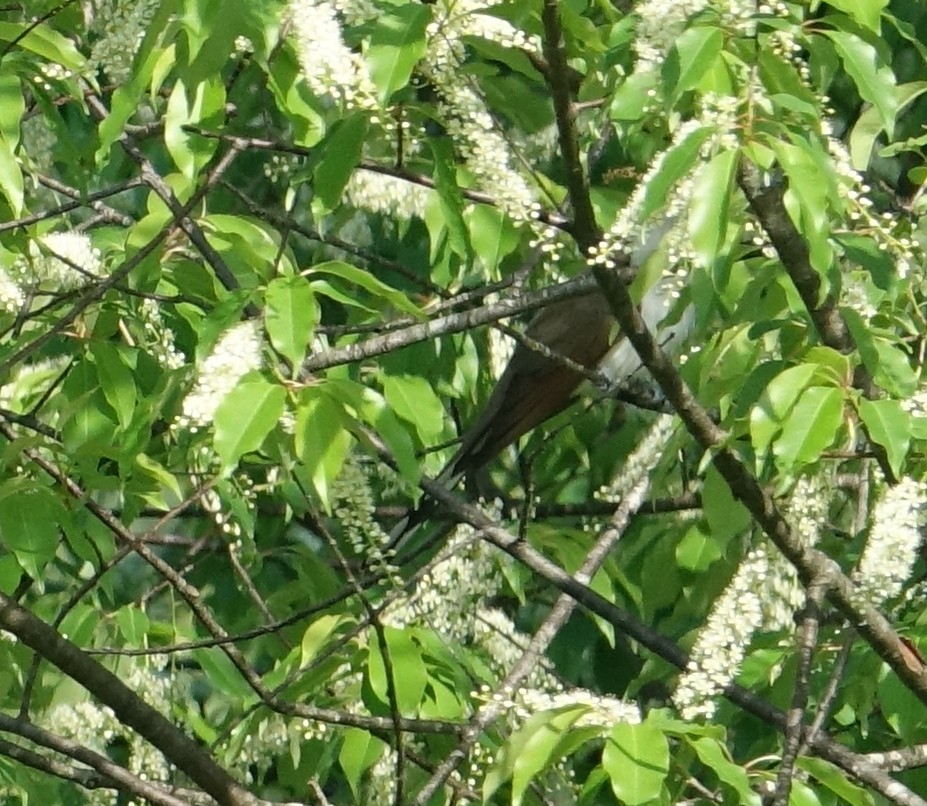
386 221 690 548
443 290 615 481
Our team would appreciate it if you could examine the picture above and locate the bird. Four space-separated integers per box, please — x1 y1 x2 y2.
440 288 616 484
386 220 691 549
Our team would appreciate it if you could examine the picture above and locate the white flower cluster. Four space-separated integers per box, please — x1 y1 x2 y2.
633 0 756 71
231 714 328 783
37 62 73 91
366 745 399 805
139 298 185 370
674 548 767 720
597 414 675 504
89 0 160 84
519 688 641 728
422 0 541 227
287 0 379 112
674 473 831 720
0 357 68 412
331 456 398 581
840 273 878 321
588 121 698 289
326 0 379 26
382 526 501 637
175 321 263 432
902 387 927 419
853 477 927 607
0 269 23 314
43 659 172 802
759 473 830 629
12 231 103 292
344 170 433 220
21 113 57 175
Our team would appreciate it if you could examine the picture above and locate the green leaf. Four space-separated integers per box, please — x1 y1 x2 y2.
366 627 427 716
301 615 347 666
213 379 286 469
665 25 723 103
0 134 23 216
603 721 670 806
306 260 422 317
339 729 384 799
821 0 887 33
314 115 368 211
845 309 917 396
193 647 255 703
749 364 817 456
610 71 658 121
834 232 895 289
0 74 23 147
675 524 722 571
366 5 430 101
428 137 471 261
641 126 713 220
773 386 844 469
382 374 445 446
0 21 86 70
689 736 761 805
823 30 898 136
772 139 832 275
295 388 355 509
91 343 137 430
0 485 64 579
858 398 910 477
687 148 736 268
164 78 224 180
265 275 318 370
465 204 518 278
510 710 586 806
702 467 750 543
797 757 875 806
116 605 151 644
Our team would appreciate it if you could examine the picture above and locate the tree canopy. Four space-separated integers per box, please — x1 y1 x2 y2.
1 0 927 804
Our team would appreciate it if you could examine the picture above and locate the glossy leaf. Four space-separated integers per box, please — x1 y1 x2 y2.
265 275 318 370
824 30 898 135
213 379 286 469
603 721 670 806
688 147 736 268
313 115 368 211
773 386 845 469
366 5 430 101
859 398 910 477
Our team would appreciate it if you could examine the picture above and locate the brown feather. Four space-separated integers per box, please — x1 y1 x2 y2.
446 290 614 479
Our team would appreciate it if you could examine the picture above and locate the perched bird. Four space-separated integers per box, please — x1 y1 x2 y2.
387 221 691 548
440 288 616 483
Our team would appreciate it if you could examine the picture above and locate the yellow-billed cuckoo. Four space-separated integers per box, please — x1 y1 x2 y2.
388 222 691 547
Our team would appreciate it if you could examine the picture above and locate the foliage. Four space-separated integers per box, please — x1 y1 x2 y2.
0 0 925 804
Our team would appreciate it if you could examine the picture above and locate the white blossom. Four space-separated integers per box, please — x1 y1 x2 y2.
519 688 641 727
344 170 432 220
139 298 184 370
674 548 767 720
287 0 379 112
0 269 23 314
13 231 103 291
674 473 831 720
854 478 927 607
175 321 262 431
422 0 541 226
597 414 675 504
89 0 160 84
43 659 172 802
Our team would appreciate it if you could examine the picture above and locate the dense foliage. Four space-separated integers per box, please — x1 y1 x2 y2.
0 0 927 804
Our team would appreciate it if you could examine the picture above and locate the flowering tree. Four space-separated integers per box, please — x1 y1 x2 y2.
1 0 927 804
